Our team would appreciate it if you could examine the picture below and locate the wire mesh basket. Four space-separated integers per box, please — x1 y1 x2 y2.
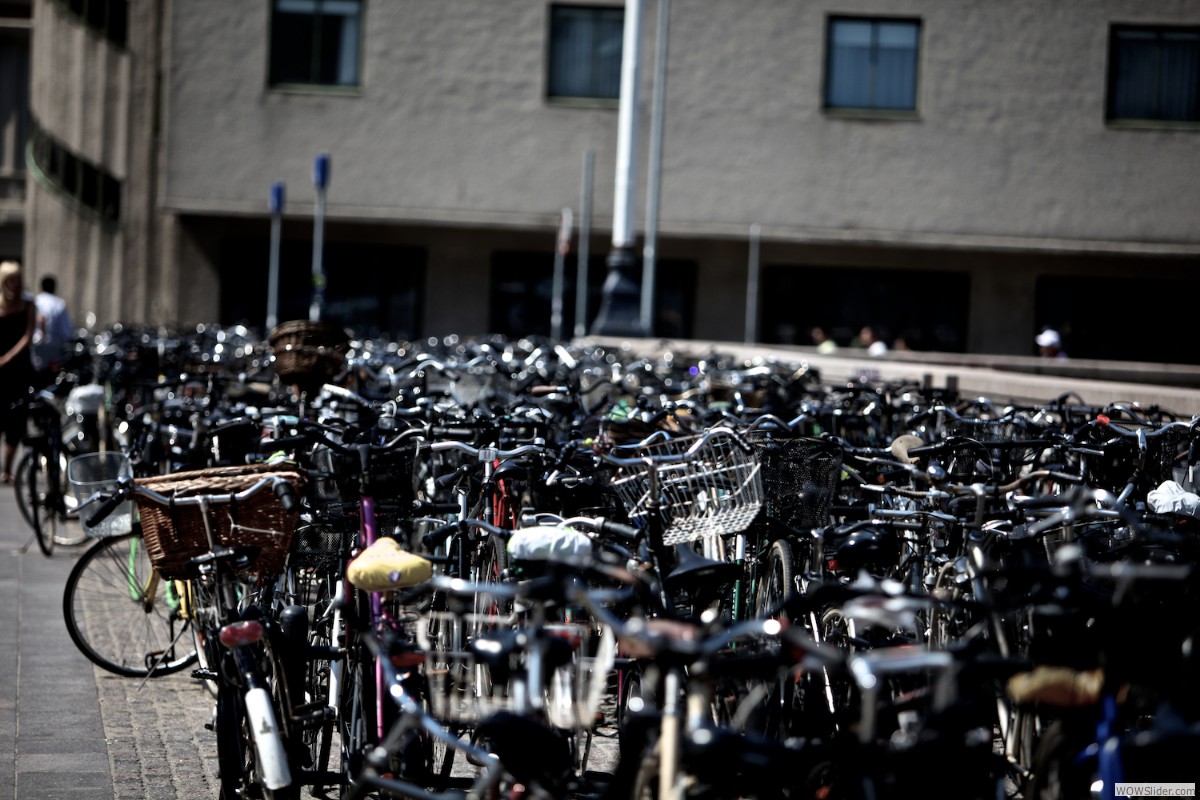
609 429 763 545
135 462 304 580
418 611 514 725
746 434 842 531
417 612 615 731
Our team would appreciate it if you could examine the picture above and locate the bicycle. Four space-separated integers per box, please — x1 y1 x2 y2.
14 386 90 556
79 462 305 800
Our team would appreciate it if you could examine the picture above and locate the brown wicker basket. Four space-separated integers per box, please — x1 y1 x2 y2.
268 320 349 387
135 463 304 580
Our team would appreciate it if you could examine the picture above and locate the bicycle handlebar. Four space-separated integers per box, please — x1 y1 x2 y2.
81 474 299 528
598 426 754 467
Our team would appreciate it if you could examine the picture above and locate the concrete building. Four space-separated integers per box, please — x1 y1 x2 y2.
0 2 30 261
20 0 1200 361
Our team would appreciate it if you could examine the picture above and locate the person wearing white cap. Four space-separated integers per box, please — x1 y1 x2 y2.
1036 328 1067 359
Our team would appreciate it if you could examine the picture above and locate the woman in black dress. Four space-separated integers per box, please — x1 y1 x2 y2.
0 261 36 483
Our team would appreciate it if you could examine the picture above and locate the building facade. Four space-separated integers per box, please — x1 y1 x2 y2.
0 2 30 262
22 0 1200 361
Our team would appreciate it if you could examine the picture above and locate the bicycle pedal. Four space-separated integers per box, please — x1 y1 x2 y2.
192 668 219 682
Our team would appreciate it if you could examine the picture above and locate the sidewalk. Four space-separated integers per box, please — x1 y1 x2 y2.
0 471 218 800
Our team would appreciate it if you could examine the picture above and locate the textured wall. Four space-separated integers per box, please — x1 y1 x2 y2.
163 0 1200 248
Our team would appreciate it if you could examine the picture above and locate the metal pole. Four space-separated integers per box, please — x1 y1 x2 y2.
641 0 670 336
574 150 594 339
266 181 285 332
611 0 644 255
591 0 645 336
551 207 573 341
309 152 330 323
745 224 760 343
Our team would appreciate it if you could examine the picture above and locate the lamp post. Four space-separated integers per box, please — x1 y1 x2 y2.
309 152 330 323
590 0 646 337
551 207 573 341
266 181 285 332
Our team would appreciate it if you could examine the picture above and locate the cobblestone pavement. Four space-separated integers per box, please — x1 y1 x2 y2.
0 480 619 800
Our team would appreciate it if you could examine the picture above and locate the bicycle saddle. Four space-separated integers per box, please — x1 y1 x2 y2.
663 543 743 593
346 537 433 592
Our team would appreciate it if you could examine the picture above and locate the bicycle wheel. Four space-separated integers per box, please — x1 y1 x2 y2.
14 448 37 530
754 538 794 618
62 532 198 677
215 682 290 800
24 447 87 556
473 532 511 619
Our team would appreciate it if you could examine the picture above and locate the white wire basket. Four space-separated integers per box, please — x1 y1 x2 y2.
609 430 764 545
417 611 615 731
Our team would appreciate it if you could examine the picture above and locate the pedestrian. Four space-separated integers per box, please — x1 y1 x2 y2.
0 260 36 483
811 325 838 354
1035 328 1067 360
33 274 74 375
859 325 889 357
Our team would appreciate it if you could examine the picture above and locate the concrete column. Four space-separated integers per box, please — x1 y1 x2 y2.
422 236 490 338
966 259 1038 355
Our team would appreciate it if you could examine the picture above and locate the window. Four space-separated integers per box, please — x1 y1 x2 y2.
28 122 122 223
1108 25 1200 123
760 266 968 353
489 252 694 338
50 0 127 48
547 4 623 101
269 0 363 88
825 17 920 112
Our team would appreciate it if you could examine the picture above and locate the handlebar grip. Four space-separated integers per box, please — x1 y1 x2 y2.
412 500 461 515
86 491 128 528
421 521 460 551
274 480 299 514
435 466 468 489
598 520 641 542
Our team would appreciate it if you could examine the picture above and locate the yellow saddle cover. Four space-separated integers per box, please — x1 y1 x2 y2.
347 537 433 592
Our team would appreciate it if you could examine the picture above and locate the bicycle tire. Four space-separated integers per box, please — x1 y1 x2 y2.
27 450 55 556
754 538 794 618
14 449 37 530
23 448 87 555
216 669 300 800
62 532 198 677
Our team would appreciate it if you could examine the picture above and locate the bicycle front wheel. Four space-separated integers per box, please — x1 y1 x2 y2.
62 532 198 677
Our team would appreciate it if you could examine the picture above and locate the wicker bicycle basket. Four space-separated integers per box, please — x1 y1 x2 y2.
135 463 304 580
268 320 349 387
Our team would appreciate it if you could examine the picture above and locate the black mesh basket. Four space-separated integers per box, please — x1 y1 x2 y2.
749 435 842 531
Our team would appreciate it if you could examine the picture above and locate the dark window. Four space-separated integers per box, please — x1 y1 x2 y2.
108 0 127 48
490 252 694 339
28 120 122 223
0 3 32 19
52 0 127 47
547 4 623 100
61 151 79 196
79 161 98 208
1037 275 1200 363
825 16 920 111
1108 25 1200 123
100 173 120 222
218 236 424 339
760 266 968 353
269 0 363 87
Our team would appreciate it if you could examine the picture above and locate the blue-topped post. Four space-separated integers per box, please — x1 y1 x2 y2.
266 181 285 332
309 152 330 323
